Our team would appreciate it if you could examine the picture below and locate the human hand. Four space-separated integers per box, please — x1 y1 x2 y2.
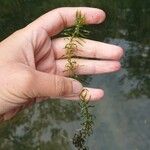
0 7 123 121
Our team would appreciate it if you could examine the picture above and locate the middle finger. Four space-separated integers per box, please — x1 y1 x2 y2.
52 38 123 60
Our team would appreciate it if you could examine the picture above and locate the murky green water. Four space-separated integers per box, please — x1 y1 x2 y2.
0 0 149 150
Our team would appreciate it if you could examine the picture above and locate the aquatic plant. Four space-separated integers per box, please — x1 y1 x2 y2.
63 11 94 150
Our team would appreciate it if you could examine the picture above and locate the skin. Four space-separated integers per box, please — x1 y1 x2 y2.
0 7 123 121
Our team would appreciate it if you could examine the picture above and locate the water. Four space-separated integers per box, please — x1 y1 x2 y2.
0 0 149 150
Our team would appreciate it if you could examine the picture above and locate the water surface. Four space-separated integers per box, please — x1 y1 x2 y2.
0 0 149 150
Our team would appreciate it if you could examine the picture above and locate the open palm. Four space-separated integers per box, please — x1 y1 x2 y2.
0 7 123 120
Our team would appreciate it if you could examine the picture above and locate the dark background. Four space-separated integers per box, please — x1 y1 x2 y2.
0 0 149 150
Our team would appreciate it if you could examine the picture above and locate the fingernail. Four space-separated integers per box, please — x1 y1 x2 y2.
72 80 83 94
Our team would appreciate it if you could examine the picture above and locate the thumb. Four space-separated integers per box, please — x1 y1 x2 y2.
27 71 83 98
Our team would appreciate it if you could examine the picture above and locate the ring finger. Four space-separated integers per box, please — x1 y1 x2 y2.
56 58 121 76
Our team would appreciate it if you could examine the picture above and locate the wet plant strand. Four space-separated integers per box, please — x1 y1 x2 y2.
63 11 94 150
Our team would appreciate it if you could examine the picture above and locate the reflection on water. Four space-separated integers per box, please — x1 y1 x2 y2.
0 0 150 150
0 101 80 150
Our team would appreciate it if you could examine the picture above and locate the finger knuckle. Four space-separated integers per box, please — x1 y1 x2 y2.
54 76 72 96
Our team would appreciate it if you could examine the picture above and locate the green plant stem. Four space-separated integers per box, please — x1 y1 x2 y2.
63 11 94 150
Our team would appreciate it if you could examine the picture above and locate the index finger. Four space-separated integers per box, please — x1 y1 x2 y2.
28 7 106 36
